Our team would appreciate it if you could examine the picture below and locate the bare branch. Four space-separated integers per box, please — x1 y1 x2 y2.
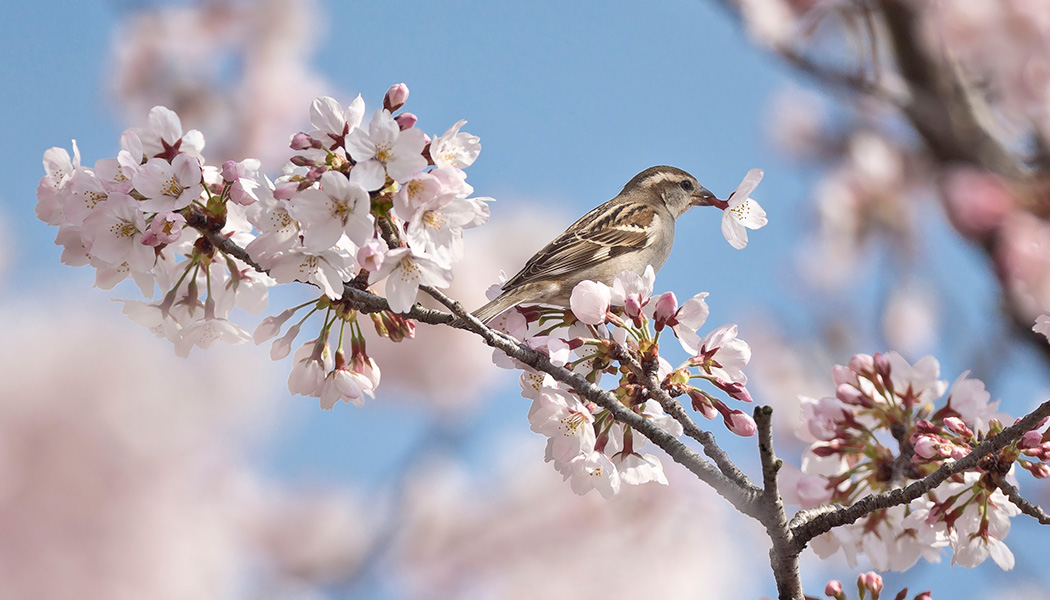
997 479 1050 526
755 406 803 600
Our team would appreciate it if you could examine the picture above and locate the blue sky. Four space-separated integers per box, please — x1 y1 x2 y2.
3 1 1045 597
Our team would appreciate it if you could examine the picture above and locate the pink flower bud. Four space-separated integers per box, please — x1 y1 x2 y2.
943 416 973 437
290 132 315 150
384 83 410 112
1025 461 1050 478
356 237 387 273
915 419 941 434
1020 429 1044 449
873 352 892 382
836 383 872 407
688 390 718 420
857 571 883 594
913 591 932 600
220 159 241 182
848 353 875 376
714 379 753 402
824 579 843 597
624 295 643 321
653 291 678 330
724 409 757 437
394 112 418 131
912 434 951 459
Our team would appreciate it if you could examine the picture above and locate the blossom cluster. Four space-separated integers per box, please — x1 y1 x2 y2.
36 84 490 408
492 266 756 497
782 351 1050 571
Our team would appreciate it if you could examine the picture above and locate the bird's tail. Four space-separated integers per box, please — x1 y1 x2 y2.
471 293 517 325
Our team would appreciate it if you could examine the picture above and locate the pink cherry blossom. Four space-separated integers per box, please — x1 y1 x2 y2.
81 193 154 272
133 154 205 212
140 211 187 246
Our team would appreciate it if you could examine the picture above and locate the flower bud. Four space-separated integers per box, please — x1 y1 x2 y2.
914 419 941 434
394 112 418 131
653 291 678 331
912 434 951 459
254 306 298 344
290 131 320 151
624 295 643 322
873 352 893 386
848 353 875 376
1029 462 1050 478
221 159 241 182
714 378 753 403
942 416 973 437
724 409 757 437
688 389 718 420
913 591 932 600
824 580 844 599
384 82 410 112
857 571 883 597
836 383 872 407
1020 429 1044 449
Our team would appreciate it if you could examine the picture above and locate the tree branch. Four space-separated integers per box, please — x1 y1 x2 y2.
414 285 762 516
755 406 803 600
611 345 758 493
790 399 1050 550
997 479 1050 526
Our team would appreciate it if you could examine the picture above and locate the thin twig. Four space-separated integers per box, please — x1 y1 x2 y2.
997 479 1050 526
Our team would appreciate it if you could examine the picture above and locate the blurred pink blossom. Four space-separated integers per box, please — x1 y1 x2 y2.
109 0 330 168
392 451 754 598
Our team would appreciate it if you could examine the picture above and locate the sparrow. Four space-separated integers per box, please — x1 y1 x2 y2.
473 165 718 324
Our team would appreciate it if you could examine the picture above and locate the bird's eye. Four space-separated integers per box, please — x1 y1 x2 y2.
679 180 694 192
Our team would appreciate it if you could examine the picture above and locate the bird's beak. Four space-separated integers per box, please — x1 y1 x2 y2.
691 187 719 207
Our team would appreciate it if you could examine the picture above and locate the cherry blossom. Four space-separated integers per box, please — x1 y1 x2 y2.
368 244 453 314
288 170 374 251
80 193 154 272
720 168 767 249
346 108 427 190
429 119 481 170
130 105 205 160
133 155 205 213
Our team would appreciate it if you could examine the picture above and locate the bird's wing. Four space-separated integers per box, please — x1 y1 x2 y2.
502 201 658 289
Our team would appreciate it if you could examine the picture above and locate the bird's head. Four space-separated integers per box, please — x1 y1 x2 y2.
621 165 718 218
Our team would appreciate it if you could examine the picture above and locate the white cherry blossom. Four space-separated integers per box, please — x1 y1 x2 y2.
288 171 374 251
346 109 427 190
721 168 767 249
